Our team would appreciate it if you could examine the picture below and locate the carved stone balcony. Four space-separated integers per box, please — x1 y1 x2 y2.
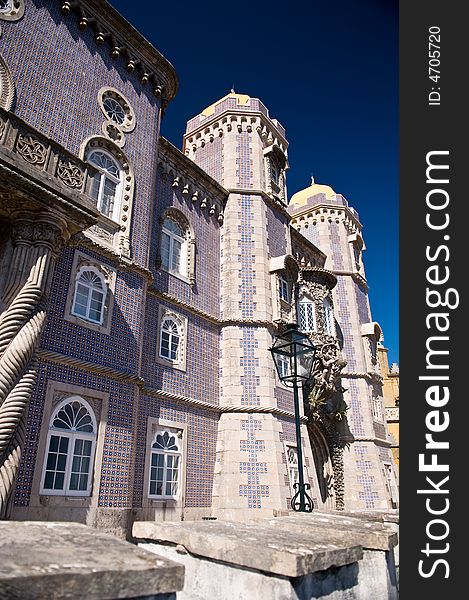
0 107 99 233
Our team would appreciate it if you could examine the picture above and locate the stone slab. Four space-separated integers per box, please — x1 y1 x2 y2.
133 519 363 578
0 521 184 600
263 512 398 551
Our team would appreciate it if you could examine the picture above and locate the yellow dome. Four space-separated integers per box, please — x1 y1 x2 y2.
289 182 337 206
201 92 251 117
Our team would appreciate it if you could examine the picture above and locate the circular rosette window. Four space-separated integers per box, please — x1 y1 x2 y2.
98 88 136 137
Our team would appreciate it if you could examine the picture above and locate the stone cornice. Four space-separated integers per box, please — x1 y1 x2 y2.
148 288 220 324
332 270 369 290
226 188 292 219
71 235 154 282
289 202 362 232
58 1 178 104
352 436 392 448
38 349 143 384
158 137 228 223
38 351 304 422
184 110 288 152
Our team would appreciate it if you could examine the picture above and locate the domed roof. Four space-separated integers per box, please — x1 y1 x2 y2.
289 179 337 206
201 92 251 117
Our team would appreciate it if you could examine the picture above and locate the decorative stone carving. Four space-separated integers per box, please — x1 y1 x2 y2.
0 212 69 518
16 133 47 166
87 224 114 244
57 159 84 189
0 0 25 23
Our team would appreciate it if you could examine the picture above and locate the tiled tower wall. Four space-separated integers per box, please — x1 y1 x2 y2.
294 206 395 509
4 1 163 518
185 104 320 518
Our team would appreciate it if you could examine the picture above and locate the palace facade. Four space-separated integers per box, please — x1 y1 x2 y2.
0 0 398 537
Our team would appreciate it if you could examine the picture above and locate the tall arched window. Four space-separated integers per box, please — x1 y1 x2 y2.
298 295 317 333
88 150 122 219
161 217 187 277
149 430 182 498
71 266 106 324
40 398 97 496
159 317 181 361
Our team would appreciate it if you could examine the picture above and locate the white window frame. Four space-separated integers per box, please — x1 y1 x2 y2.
71 266 107 325
298 296 317 333
279 276 290 303
284 442 299 497
39 397 97 497
160 216 188 278
159 316 181 362
372 393 384 422
148 429 183 500
323 296 335 336
87 149 123 220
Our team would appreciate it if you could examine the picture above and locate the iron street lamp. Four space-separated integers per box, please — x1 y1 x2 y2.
269 323 316 512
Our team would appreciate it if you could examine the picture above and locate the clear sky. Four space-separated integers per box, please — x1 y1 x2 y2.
111 0 399 365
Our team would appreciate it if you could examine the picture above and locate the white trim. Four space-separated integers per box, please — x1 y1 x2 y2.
39 396 97 497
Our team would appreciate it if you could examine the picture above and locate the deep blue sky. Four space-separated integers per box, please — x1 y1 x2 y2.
112 0 399 365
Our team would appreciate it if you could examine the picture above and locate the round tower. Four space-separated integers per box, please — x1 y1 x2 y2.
288 182 399 510
183 93 322 518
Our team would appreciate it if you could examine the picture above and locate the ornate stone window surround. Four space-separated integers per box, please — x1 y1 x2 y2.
269 255 299 324
142 417 187 510
361 321 382 374
0 0 24 22
157 208 196 286
80 136 135 259
297 280 337 338
39 396 98 497
64 250 116 335
98 87 136 148
30 381 109 510
263 143 287 203
348 232 365 273
155 306 188 372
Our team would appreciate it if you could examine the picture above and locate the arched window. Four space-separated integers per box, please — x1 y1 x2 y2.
87 150 122 219
323 296 335 336
149 430 182 498
298 296 317 333
41 398 97 496
161 217 187 277
71 267 106 324
159 317 181 361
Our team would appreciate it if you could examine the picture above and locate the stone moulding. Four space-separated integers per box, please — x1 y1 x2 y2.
37 352 305 424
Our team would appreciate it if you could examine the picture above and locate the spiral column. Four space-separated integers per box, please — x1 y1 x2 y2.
0 212 69 518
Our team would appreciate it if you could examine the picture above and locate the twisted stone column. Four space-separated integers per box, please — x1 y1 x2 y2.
0 212 68 518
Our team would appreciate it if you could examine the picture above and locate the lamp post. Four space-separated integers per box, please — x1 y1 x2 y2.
269 323 316 512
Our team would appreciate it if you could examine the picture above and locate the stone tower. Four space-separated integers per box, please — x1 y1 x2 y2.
288 183 399 509
183 93 321 518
